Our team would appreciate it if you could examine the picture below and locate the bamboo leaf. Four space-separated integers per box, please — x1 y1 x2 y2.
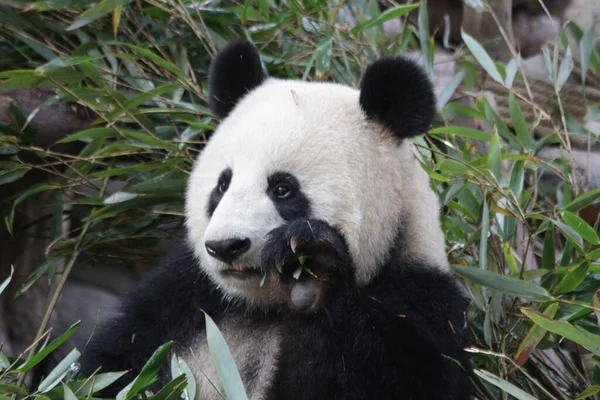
521 309 600 356
351 4 419 33
461 29 504 85
514 303 559 366
474 369 538 400
204 312 248 400
454 266 552 302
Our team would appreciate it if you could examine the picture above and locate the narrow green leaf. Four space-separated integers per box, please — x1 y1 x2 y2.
505 56 519 88
418 3 432 76
204 312 248 400
565 188 600 212
66 371 128 397
556 46 573 91
515 302 559 366
63 384 77 400
552 219 583 249
454 265 552 302
461 29 504 85
150 375 187 400
16 322 80 372
351 4 419 33
170 355 195 400
521 308 600 356
57 128 117 144
0 266 14 295
579 21 596 84
5 183 54 236
509 92 532 150
38 348 81 393
124 341 173 399
575 386 600 400
479 199 489 269
436 69 467 110
487 131 501 178
429 126 490 142
315 38 333 74
474 369 538 400
35 56 102 76
67 0 130 31
0 384 27 395
554 262 589 294
0 166 30 185
541 227 556 269
562 211 599 244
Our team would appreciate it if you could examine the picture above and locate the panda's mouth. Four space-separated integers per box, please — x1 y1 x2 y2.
221 264 262 278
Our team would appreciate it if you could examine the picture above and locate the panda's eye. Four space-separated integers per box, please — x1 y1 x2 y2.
218 179 229 193
273 184 291 199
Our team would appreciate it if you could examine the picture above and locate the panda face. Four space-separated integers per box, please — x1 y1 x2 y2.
185 79 446 303
184 41 448 304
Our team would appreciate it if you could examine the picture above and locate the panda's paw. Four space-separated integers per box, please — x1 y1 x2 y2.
262 219 352 313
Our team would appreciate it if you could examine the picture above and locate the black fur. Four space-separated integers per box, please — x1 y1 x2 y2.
267 172 311 221
80 221 471 399
208 40 266 119
206 168 232 217
359 57 436 141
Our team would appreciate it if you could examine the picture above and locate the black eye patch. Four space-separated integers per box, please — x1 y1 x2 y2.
207 168 232 217
267 172 311 221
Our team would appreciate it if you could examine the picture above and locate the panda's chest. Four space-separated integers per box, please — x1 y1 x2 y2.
181 314 282 400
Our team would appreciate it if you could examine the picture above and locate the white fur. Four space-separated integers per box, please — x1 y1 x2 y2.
185 78 448 302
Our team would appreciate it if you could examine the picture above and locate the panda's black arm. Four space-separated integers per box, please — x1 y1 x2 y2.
79 245 230 397
271 261 471 400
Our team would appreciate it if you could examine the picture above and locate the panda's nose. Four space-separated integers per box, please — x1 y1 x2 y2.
205 238 251 263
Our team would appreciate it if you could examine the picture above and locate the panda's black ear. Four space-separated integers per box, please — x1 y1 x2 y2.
208 40 267 119
359 56 435 141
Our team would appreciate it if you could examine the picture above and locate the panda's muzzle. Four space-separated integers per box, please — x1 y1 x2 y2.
205 237 251 264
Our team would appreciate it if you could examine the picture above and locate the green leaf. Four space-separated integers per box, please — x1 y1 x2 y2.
487 131 501 178
565 188 600 212
554 262 589 294
505 56 519 88
0 384 27 395
461 29 504 85
521 308 600 356
315 38 333 74
575 386 600 400
204 312 248 400
35 56 102 75
454 265 552 302
150 375 187 400
437 70 466 110
509 92 532 150
0 265 14 295
15 257 62 299
556 46 573 91
37 348 81 393
579 21 596 84
16 321 80 372
5 183 54 236
57 128 117 144
514 302 559 366
351 4 419 33
124 341 172 400
474 369 538 400
0 165 30 185
63 384 77 400
479 199 489 270
66 0 131 31
562 211 599 244
170 354 195 400
552 219 583 249
541 227 556 269
429 126 490 142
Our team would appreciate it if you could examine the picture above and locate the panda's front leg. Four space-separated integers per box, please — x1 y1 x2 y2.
261 219 355 314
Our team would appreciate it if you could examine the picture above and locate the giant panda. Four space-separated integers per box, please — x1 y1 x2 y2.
80 40 471 399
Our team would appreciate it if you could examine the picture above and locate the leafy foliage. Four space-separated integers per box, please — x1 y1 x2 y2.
0 0 599 399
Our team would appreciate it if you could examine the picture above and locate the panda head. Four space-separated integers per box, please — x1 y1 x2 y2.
185 40 448 304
